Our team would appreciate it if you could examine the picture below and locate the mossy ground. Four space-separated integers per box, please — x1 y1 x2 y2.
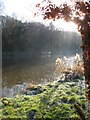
0 79 86 120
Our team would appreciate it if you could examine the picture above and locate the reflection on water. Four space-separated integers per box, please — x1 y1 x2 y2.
2 57 55 88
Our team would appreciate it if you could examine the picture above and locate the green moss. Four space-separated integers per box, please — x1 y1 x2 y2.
61 96 68 103
1 79 86 119
70 114 80 120
69 96 76 103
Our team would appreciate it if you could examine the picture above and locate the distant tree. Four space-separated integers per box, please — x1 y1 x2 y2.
36 0 90 118
49 22 55 30
2 16 80 57
2 16 26 52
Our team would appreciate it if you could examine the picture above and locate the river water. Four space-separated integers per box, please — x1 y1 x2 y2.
2 56 56 97
1 57 55 97
2 54 83 97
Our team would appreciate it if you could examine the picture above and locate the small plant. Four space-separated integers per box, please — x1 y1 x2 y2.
55 53 84 80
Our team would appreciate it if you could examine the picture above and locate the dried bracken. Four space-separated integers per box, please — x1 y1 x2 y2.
55 54 84 79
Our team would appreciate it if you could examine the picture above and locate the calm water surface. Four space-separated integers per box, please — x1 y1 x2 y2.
2 57 56 88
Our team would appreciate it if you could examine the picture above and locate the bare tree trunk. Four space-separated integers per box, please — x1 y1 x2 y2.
81 31 90 119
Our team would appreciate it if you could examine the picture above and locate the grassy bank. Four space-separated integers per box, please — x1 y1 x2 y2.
0 79 86 120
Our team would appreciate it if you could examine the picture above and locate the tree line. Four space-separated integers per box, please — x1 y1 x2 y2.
2 16 82 58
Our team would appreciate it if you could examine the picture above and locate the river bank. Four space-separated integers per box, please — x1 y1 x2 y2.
0 78 86 119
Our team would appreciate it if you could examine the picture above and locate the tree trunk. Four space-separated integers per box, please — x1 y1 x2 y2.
81 30 90 119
